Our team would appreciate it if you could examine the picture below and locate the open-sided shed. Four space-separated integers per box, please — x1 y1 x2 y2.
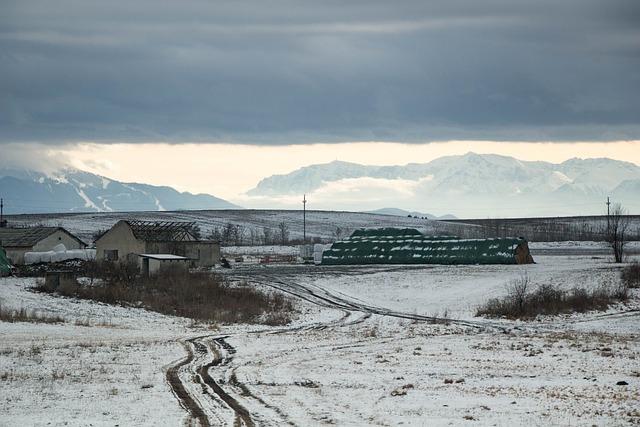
139 254 189 276
321 228 534 265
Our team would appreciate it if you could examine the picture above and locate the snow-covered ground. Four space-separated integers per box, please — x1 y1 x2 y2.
1 245 639 426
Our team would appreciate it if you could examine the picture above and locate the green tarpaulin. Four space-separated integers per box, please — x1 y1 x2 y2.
322 228 534 266
0 240 12 276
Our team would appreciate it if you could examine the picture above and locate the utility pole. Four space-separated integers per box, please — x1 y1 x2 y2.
0 198 4 228
606 196 611 235
302 194 307 243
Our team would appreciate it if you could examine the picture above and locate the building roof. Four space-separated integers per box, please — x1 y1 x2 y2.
125 220 197 242
322 228 533 265
0 227 85 248
139 254 190 261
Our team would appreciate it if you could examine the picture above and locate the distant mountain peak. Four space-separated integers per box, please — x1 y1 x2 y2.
245 153 640 217
0 166 241 214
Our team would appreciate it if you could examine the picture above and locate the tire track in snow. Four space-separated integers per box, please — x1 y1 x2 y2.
241 271 508 332
165 340 212 427
197 336 255 427
166 265 509 425
166 335 255 426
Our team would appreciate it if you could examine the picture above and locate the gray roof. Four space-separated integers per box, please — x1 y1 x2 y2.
0 227 85 248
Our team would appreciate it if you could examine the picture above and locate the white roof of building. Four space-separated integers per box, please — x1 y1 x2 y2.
138 254 189 261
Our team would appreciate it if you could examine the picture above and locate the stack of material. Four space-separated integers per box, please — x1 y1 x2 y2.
321 228 534 266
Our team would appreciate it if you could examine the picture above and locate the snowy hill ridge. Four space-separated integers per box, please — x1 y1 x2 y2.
0 167 240 214
246 152 640 217
248 153 640 196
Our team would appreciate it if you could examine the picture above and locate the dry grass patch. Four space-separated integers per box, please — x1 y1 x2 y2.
0 303 65 324
621 262 640 288
36 262 296 325
476 274 629 319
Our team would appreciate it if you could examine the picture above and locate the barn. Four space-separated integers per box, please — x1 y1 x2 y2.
95 220 221 268
321 228 534 265
0 227 87 265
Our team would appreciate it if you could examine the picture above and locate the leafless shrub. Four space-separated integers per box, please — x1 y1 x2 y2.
36 263 295 325
476 278 629 320
621 262 640 289
506 273 530 313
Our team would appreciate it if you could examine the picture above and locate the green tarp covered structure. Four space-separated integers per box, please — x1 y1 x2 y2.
321 228 534 265
0 239 13 276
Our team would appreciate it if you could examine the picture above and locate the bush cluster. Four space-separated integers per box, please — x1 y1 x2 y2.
38 260 295 325
476 275 628 319
621 262 640 289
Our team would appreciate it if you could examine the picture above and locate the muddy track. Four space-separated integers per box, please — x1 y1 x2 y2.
166 335 256 426
165 340 211 427
197 336 255 427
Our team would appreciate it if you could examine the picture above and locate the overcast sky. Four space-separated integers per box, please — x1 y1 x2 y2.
1 1 639 212
2 0 639 145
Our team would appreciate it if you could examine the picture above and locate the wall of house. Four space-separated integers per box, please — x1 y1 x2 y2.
33 230 85 252
184 241 221 267
147 258 189 275
96 221 145 263
144 241 187 256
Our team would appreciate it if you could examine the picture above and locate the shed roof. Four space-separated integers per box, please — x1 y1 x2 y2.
0 227 85 248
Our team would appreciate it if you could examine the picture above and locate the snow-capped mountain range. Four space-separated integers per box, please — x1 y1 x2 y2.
2 152 639 217
0 167 239 214
246 152 640 217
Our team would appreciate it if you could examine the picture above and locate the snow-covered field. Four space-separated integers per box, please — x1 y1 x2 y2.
1 246 639 426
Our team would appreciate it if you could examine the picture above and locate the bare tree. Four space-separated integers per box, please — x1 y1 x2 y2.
605 203 629 263
332 226 343 242
262 227 272 245
248 228 259 246
222 223 236 246
278 221 289 245
208 226 220 242
234 225 246 246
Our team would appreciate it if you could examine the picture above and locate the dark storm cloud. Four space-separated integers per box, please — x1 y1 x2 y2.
1 0 639 144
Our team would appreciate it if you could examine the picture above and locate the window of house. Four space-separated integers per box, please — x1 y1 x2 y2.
104 250 119 261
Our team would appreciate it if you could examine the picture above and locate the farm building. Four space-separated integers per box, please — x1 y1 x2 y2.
95 220 220 268
321 228 534 265
0 227 87 265
139 254 190 276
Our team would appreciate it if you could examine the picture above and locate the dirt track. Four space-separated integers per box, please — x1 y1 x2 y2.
166 335 256 426
165 263 640 425
165 264 506 425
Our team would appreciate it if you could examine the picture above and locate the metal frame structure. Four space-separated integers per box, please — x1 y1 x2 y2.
126 220 197 242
